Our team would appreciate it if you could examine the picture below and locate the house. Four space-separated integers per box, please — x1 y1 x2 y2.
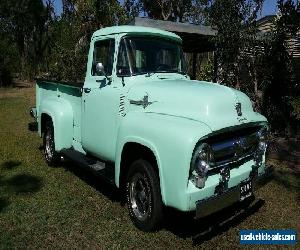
257 15 300 82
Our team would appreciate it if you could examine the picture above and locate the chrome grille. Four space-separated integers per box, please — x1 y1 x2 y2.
208 126 261 168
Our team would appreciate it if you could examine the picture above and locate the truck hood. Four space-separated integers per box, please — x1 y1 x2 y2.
127 79 267 131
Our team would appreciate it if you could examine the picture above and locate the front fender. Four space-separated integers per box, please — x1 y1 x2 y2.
39 97 74 151
115 112 212 211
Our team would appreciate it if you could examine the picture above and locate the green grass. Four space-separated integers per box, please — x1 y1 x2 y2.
0 87 299 248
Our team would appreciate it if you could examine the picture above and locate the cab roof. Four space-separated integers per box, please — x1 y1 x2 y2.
92 25 182 42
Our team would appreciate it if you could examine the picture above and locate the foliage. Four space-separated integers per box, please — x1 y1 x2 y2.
45 0 127 82
207 0 300 135
0 0 127 83
197 59 214 81
290 97 300 120
0 28 19 87
208 0 263 87
260 0 300 133
124 0 141 20
139 0 208 23
46 18 86 81
0 0 48 80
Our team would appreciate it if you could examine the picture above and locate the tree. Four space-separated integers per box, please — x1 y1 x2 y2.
46 0 127 82
261 0 300 134
124 0 141 20
208 0 264 87
0 0 50 79
140 0 207 23
0 27 18 86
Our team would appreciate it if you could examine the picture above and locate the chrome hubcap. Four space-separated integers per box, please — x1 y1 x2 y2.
129 173 151 221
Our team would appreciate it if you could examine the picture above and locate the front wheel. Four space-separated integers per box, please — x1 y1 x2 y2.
43 121 60 166
126 159 164 232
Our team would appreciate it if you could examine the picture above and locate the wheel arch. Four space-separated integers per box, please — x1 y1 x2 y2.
41 113 52 135
117 139 165 204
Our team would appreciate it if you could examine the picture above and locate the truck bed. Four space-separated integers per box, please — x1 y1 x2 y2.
35 78 84 88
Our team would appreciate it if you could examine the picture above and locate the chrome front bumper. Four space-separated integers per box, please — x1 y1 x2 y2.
195 165 273 219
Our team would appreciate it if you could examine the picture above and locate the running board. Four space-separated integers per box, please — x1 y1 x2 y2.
61 149 115 185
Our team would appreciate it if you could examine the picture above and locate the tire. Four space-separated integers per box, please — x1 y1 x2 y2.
43 121 60 166
126 159 164 232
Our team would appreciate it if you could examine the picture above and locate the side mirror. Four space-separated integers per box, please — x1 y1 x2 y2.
95 62 112 85
95 62 105 75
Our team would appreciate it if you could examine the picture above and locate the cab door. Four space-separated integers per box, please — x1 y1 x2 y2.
81 37 121 162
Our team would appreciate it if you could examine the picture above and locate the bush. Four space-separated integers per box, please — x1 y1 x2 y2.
291 97 300 120
0 68 13 87
0 36 18 87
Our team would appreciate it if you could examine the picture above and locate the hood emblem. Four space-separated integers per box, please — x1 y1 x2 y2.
129 93 156 109
235 102 242 116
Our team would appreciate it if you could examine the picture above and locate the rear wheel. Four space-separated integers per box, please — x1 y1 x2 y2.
126 159 164 231
43 121 60 166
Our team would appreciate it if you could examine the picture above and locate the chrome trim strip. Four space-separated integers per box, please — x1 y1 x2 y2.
210 153 254 169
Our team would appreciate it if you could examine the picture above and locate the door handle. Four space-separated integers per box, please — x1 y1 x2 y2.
96 78 111 85
83 88 91 93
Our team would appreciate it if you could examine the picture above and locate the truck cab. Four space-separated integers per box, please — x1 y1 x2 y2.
31 26 272 232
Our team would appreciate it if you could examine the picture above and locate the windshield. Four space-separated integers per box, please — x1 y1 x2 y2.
117 36 187 76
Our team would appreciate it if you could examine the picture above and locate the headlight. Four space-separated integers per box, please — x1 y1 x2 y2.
190 143 214 188
254 126 268 166
258 127 268 150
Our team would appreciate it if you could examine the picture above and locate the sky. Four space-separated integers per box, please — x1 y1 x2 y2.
52 0 285 19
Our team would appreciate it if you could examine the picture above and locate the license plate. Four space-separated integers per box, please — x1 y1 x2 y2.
240 179 253 201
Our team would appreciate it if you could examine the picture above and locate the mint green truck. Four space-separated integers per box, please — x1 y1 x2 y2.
30 26 272 231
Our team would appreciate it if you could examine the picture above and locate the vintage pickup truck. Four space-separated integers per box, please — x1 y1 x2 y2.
30 26 272 231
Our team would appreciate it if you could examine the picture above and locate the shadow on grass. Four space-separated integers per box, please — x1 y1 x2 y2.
1 160 21 170
0 198 9 212
58 159 266 242
63 160 121 203
0 161 43 213
164 198 265 245
6 174 43 194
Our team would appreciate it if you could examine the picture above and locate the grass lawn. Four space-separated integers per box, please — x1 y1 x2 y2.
0 87 299 248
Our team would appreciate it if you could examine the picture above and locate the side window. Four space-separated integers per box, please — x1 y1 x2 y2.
92 39 115 76
116 39 131 76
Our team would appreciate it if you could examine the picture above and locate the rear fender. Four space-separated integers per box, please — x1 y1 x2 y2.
39 97 74 151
